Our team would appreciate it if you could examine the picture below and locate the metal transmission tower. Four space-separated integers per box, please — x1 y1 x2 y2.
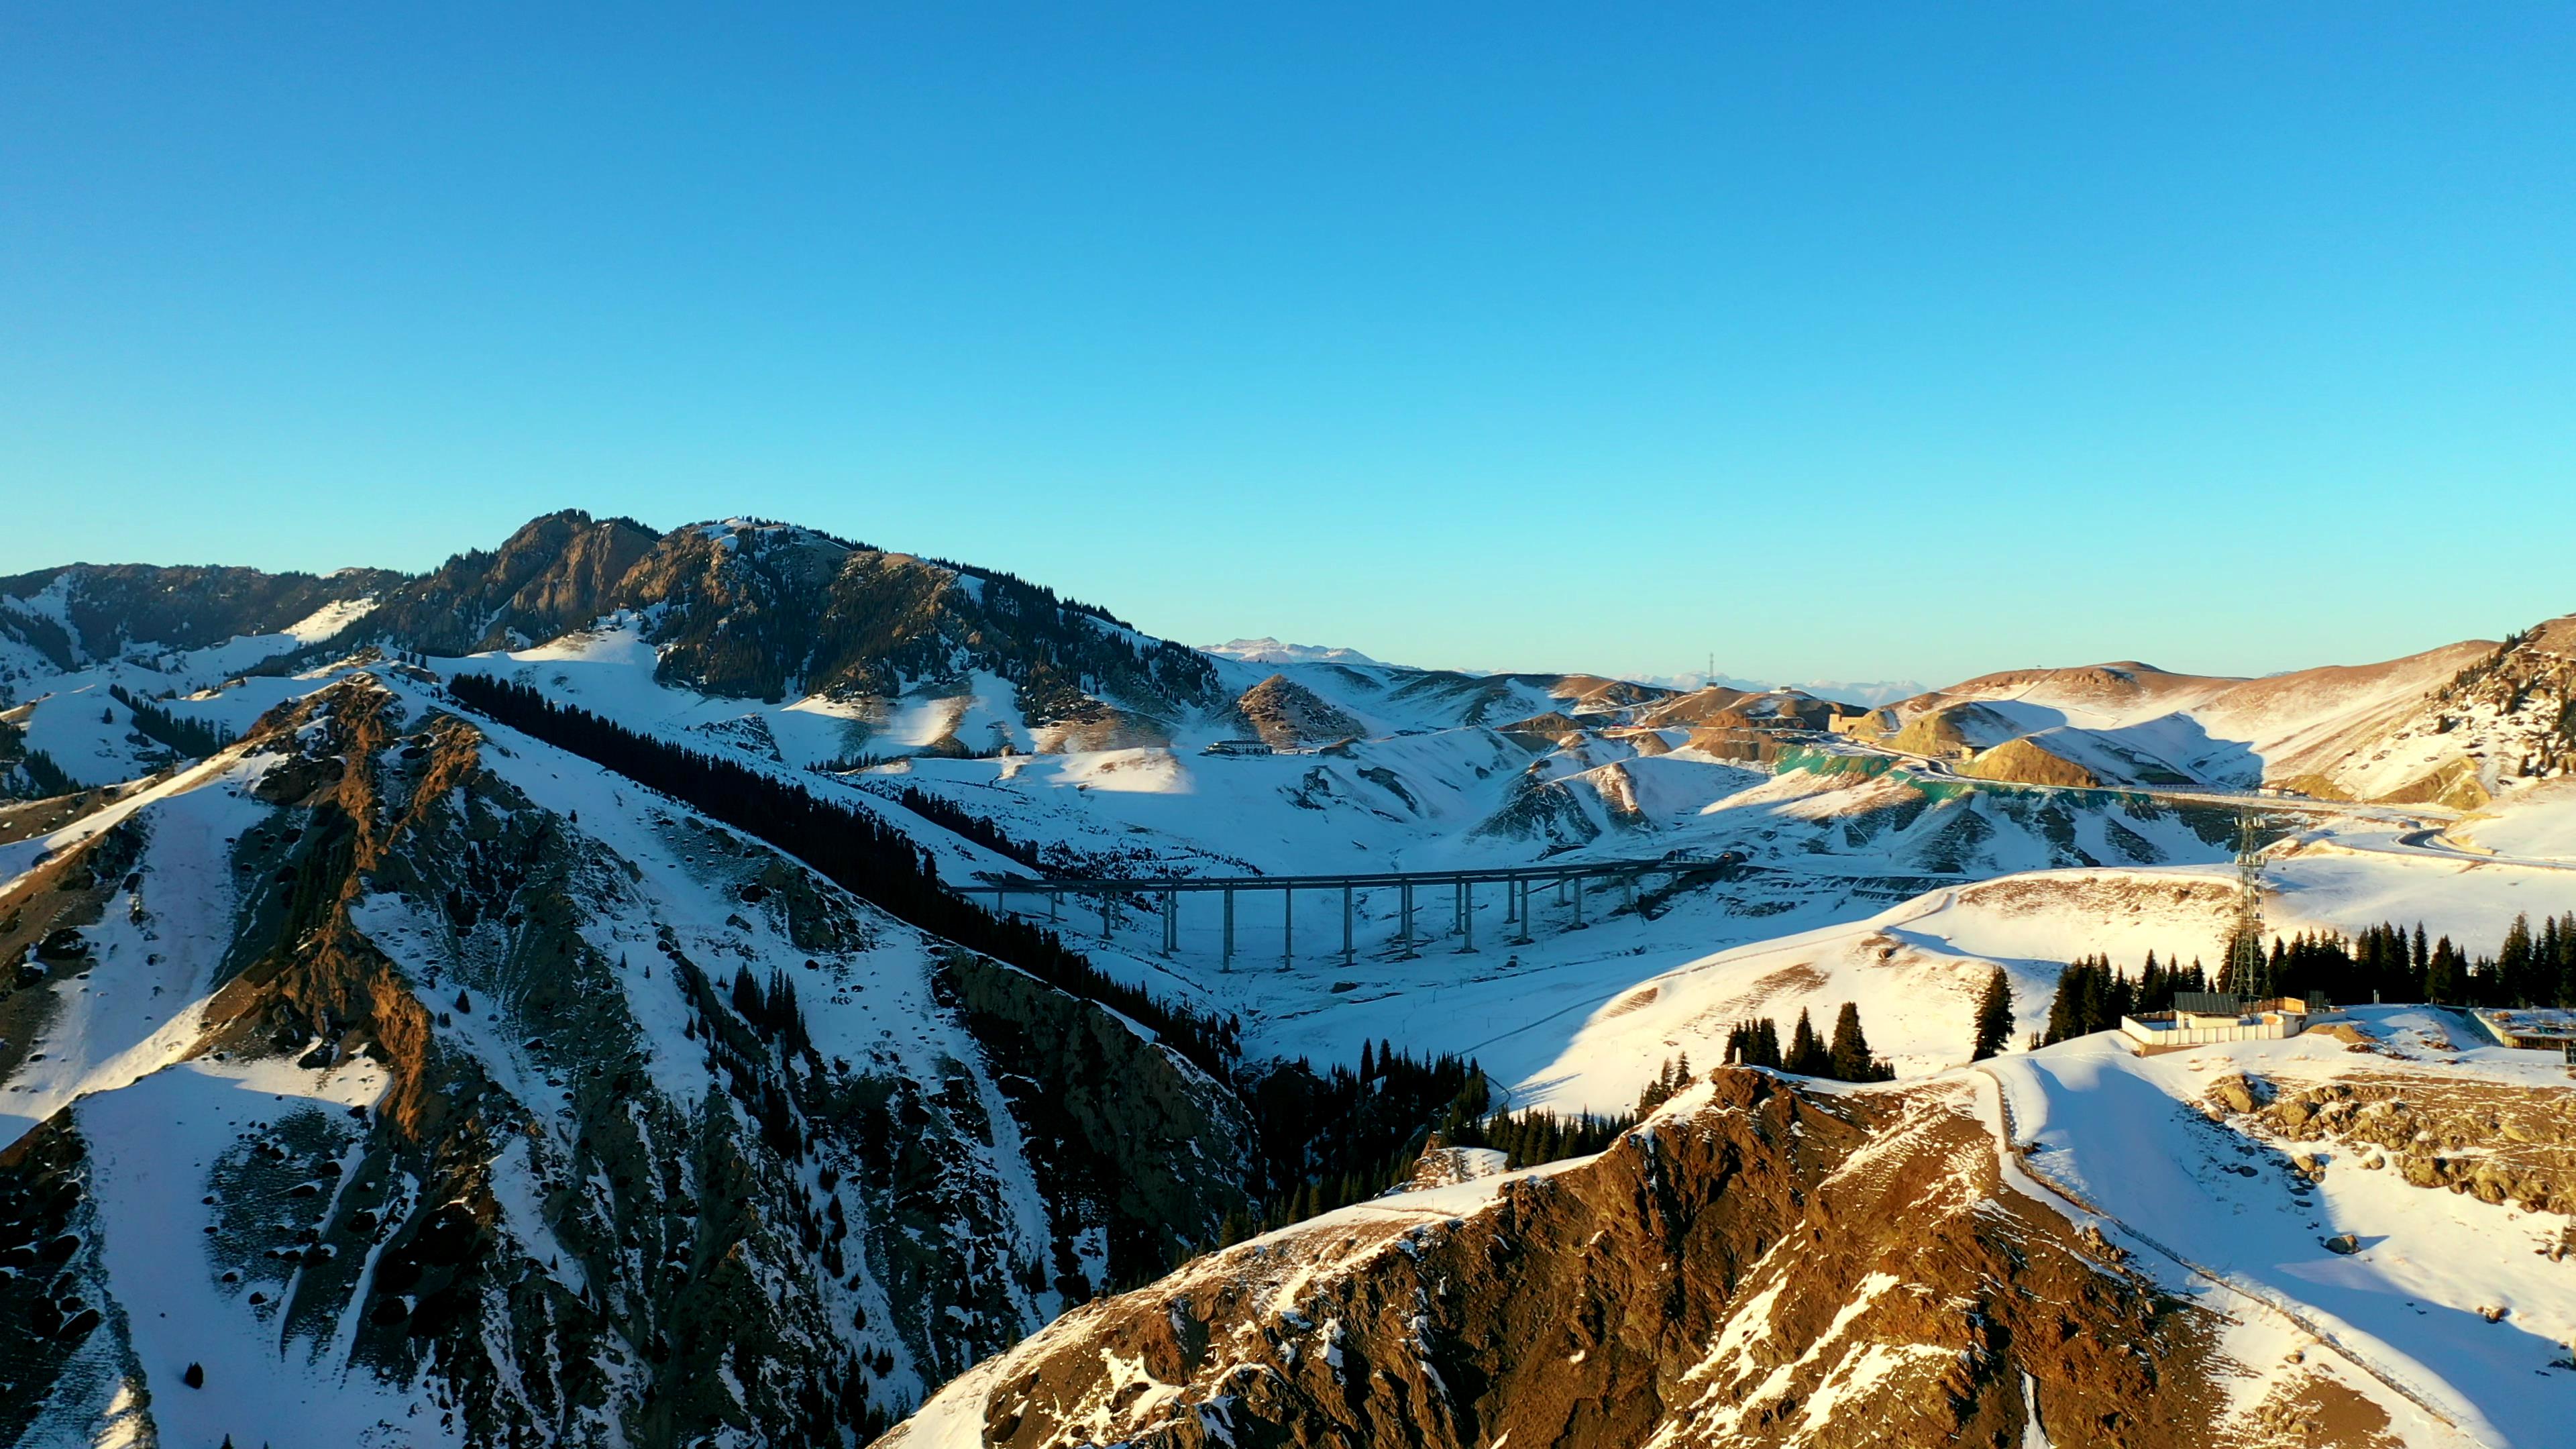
2220 805 2271 1000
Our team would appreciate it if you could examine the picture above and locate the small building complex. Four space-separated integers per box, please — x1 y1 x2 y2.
2121 991 2339 1053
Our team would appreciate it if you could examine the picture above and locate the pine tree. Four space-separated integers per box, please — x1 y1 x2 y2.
1970 966 2014 1061
2500 913 2538 1005
1827 1002 1874 1081
2426 934 2462 1004
1786 1008 1829 1076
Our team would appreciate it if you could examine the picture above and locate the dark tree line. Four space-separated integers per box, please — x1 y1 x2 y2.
1210 1043 1642 1247
2261 916 2573 1008
2040 951 2212 1043
2039 915 2576 1044
730 964 814 1059
445 672 1240 1075
0 716 76 798
1721 1002 1896 1081
1224 1044 1484 1243
1633 1054 1696 1116
1971 966 2015 1060
876 784 1045 871
1459 1106 1632 1170
109 684 237 758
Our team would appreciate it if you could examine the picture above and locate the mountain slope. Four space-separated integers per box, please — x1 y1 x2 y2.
0 562 397 686
1888 629 2560 804
0 671 1252 1448
890 1067 2476 1449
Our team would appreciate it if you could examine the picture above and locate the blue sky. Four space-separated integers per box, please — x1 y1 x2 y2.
5 5 2570 686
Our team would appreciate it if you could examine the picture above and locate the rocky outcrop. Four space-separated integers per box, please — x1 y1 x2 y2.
1467 764 1601 849
2214 1069 2576 1216
1232 676 1362 752
305 513 1224 724
327 508 659 656
1961 737 2102 789
1888 701 2019 759
604 523 1219 720
891 1073 2250 1449
1495 710 1582 750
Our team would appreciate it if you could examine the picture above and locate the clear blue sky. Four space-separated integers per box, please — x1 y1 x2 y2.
6 5 2571 686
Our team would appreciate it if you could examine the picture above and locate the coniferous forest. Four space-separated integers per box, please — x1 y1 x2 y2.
2039 915 2576 1045
108 682 237 757
445 672 1242 1075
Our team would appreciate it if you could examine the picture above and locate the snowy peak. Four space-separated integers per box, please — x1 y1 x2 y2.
1201 637 1383 667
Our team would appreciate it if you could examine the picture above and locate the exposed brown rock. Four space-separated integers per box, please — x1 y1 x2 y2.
892 1073 2245 1449
1234 675 1363 751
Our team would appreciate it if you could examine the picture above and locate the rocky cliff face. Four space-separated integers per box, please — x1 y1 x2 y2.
889 1070 2386 1449
0 674 1253 1448
608 523 1220 721
346 509 664 656
339 513 1224 726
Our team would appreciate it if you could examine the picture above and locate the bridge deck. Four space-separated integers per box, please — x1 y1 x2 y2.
956 855 1737 896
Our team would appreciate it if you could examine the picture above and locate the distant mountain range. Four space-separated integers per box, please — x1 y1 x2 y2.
1631 672 1929 708
1199 637 1383 667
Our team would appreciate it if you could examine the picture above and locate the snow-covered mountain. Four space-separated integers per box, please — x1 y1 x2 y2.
1635 672 1929 707
1870 626 2576 808
4 510 2572 1448
1200 638 1384 667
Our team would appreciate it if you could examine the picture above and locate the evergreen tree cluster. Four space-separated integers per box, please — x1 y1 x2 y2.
1724 1018 1784 1069
1209 1044 1648 1250
882 784 1045 871
2040 952 2212 1043
1633 1054 1695 1116
2472 912 2576 1008
1224 1044 1486 1243
108 684 237 758
1457 1106 1631 1170
1721 1003 1894 1081
0 717 76 799
445 672 1240 1075
2041 915 2576 1035
729 964 814 1058
808 751 896 774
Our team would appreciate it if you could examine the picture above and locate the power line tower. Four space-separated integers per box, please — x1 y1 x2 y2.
2220 806 2271 1000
